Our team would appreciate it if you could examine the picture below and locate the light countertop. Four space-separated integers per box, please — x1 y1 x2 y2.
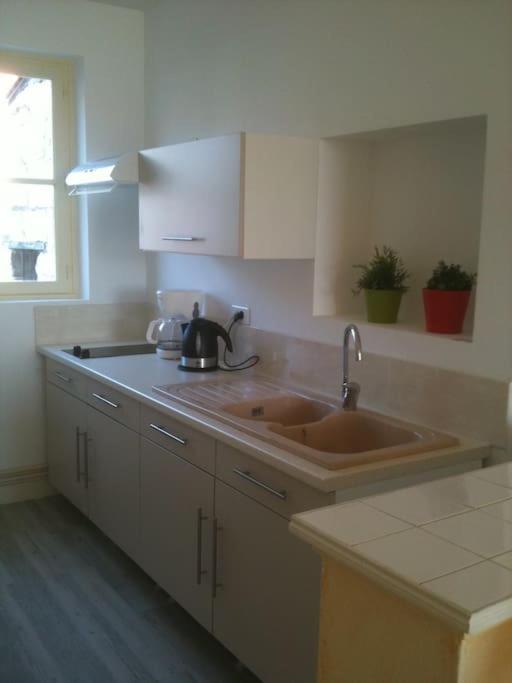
291 462 512 634
39 343 488 494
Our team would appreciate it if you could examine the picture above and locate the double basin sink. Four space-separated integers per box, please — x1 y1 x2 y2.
153 378 457 471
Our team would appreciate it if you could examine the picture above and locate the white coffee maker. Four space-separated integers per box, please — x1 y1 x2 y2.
146 290 204 360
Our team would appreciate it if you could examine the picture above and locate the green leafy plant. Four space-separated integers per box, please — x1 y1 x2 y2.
426 261 476 291
353 246 409 293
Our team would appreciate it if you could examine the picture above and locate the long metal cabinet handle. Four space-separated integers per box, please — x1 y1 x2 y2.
75 427 81 483
149 423 187 446
54 371 72 383
161 236 204 242
212 518 222 598
196 508 208 585
92 392 120 409
232 468 287 500
84 434 89 489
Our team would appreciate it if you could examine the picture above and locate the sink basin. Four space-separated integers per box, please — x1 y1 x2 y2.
153 377 458 471
222 395 335 426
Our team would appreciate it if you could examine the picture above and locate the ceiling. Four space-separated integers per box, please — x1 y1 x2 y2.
86 0 159 11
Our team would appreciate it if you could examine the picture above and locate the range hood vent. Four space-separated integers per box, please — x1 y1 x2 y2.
65 153 138 196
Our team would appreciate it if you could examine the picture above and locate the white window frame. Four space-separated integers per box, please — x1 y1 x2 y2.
0 50 77 299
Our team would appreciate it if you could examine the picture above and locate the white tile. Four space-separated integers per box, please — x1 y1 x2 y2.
422 474 512 508
364 485 471 525
479 499 512 524
492 552 512 570
471 462 512 489
354 528 480 583
424 510 512 558
297 501 410 546
423 561 512 612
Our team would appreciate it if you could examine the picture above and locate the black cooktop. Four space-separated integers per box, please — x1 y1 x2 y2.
63 344 156 359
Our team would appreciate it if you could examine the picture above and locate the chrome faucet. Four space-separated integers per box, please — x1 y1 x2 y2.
341 324 363 410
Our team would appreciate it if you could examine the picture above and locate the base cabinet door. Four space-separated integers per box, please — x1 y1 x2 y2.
86 407 140 559
140 438 214 630
46 383 88 514
213 481 321 683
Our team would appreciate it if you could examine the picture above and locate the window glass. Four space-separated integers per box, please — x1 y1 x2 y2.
0 73 54 180
0 182 55 282
0 70 57 285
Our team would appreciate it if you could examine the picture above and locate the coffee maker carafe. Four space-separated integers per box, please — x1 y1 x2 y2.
146 290 203 360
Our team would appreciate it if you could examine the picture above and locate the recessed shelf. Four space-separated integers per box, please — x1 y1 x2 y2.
320 312 473 344
313 115 487 343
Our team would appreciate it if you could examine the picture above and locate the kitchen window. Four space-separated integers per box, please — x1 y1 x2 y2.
0 51 76 298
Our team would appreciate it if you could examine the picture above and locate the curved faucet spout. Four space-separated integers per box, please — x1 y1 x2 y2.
342 324 363 410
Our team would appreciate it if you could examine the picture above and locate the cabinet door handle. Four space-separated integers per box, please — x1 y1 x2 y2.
161 236 204 242
149 423 187 446
92 392 120 409
232 468 287 501
84 434 90 489
212 518 222 598
196 507 208 585
75 427 81 483
54 370 72 383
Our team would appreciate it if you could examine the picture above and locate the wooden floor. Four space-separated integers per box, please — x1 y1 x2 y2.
0 495 259 683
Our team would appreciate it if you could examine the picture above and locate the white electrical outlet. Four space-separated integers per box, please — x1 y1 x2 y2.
231 304 251 325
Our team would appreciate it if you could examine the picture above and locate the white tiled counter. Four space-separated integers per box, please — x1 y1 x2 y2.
291 463 512 683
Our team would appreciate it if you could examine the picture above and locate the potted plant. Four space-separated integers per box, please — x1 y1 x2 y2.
423 261 476 334
353 246 409 323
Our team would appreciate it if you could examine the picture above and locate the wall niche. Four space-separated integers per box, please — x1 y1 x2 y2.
313 115 487 341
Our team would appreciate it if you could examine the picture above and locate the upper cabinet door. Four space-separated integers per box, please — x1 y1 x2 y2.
139 133 318 259
139 134 242 257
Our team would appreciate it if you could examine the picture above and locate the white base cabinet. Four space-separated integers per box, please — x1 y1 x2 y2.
140 437 214 631
213 480 320 683
46 362 329 683
47 383 88 516
87 407 140 560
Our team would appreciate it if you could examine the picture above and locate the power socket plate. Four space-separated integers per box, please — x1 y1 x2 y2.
231 304 251 325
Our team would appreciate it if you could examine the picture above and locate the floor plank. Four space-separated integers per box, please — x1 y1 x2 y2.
0 496 259 683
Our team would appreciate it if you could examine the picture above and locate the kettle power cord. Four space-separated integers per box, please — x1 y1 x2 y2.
219 312 260 372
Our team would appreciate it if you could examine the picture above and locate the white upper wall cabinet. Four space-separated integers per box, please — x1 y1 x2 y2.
139 133 318 259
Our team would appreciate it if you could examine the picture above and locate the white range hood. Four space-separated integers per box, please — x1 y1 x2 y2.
65 153 138 196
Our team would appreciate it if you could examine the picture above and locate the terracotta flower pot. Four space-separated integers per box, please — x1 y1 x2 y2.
364 289 403 324
422 289 471 334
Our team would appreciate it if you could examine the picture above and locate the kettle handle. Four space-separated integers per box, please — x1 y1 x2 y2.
146 319 161 344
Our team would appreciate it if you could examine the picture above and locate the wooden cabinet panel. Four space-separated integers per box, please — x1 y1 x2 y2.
141 405 215 474
46 359 88 400
87 407 140 560
213 480 320 683
139 134 242 256
86 378 140 432
46 382 88 515
139 133 318 259
140 437 214 630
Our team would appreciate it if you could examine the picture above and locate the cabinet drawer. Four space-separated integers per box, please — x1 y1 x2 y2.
86 379 140 431
46 359 87 400
141 405 215 474
216 443 332 519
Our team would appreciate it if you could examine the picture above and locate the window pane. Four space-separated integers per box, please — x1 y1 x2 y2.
0 72 54 180
0 182 56 283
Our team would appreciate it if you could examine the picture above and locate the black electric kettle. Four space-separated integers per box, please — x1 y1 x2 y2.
178 317 233 372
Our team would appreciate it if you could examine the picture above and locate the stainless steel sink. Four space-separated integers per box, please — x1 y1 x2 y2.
153 377 458 470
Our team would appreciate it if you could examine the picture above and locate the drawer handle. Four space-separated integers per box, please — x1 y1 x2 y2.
54 370 72 383
92 392 120 409
149 423 187 446
232 468 287 501
161 236 205 242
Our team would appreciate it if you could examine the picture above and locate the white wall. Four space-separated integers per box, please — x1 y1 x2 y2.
144 0 512 382
0 0 146 470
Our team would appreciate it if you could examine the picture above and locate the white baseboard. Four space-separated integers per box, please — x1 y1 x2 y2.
0 464 55 504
